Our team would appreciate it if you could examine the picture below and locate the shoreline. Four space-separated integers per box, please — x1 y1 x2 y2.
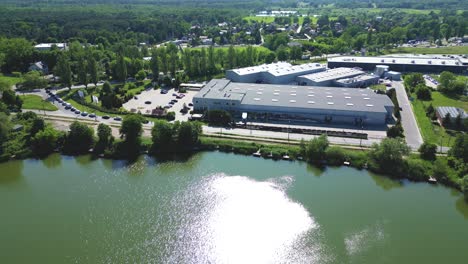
2 134 463 193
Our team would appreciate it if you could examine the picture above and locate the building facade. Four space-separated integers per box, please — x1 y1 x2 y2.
194 79 394 127
328 56 467 73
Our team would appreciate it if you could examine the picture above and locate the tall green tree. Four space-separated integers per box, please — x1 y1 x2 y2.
305 134 329 163
64 121 94 154
77 56 88 87
369 138 410 176
151 120 174 151
55 53 72 89
115 54 127 82
88 54 99 86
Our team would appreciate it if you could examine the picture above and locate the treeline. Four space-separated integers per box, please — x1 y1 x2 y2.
293 9 467 55
0 110 203 161
0 5 241 44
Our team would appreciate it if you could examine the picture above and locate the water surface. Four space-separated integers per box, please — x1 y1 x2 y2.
1 152 467 263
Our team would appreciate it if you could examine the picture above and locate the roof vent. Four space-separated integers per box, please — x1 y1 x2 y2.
289 100 296 103
307 101 315 104
327 95 333 98
366 104 374 107
272 99 278 102
345 96 351 99
254 98 261 101
347 103 354 106
364 97 370 100
328 102 334 105
308 94 314 97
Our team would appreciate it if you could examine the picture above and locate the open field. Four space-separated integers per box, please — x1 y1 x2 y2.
389 46 468 55
411 91 467 147
20 95 58 111
0 75 23 87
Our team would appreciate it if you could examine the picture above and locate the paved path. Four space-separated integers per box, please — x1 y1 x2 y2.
393 81 423 150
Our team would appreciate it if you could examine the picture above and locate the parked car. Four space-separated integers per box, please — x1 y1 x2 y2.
169 101 175 105
145 101 151 104
171 99 178 103
160 90 168 94
70 107 76 111
88 113 96 118
102 115 110 119
164 105 172 109
134 96 138 100
74 110 81 114
172 93 178 96
114 116 122 121
65 105 71 110
188 103 193 107
81 112 88 116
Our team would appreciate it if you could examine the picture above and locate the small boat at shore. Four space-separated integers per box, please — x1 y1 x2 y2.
428 176 438 184
282 154 290 160
253 150 261 157
343 161 350 166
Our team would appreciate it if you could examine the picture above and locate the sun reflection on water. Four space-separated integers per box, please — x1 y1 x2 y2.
163 173 322 264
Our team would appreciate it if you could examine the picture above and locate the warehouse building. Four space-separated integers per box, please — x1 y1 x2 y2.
296 67 365 86
328 56 467 73
194 79 394 126
335 74 380 88
435 106 467 127
225 62 326 84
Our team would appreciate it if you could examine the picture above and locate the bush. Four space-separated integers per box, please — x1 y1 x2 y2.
325 146 346 165
405 159 430 181
206 110 232 125
419 142 437 161
11 72 22 78
166 111 175 121
387 123 404 138
415 84 432 100
463 175 468 201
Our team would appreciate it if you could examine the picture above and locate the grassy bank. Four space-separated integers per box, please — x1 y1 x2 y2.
411 91 466 146
20 95 58 111
389 46 468 55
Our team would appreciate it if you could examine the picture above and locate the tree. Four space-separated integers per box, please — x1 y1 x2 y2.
0 113 11 150
102 81 112 94
20 71 48 90
443 113 451 127
406 159 429 181
432 159 448 180
404 73 424 91
177 121 201 148
415 84 431 100
151 120 174 151
120 114 142 142
88 54 99 86
150 50 160 80
115 54 127 82
31 126 60 157
30 117 45 136
95 123 113 154
305 134 329 163
368 138 410 176
463 175 468 201
419 141 437 161
55 53 72 89
77 56 88 87
449 134 468 163
64 121 94 154
135 70 146 81
1 89 22 109
438 71 455 91
206 110 231 125
387 123 404 138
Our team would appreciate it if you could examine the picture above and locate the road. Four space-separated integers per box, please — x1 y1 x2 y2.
393 81 423 150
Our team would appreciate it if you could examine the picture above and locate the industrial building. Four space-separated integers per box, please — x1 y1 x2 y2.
335 74 380 88
194 79 395 126
296 67 365 86
328 56 467 73
435 106 467 127
225 62 326 84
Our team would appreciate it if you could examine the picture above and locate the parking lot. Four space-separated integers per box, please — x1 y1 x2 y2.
123 88 198 122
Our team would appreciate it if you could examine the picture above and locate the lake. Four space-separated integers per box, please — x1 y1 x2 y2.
1 152 467 263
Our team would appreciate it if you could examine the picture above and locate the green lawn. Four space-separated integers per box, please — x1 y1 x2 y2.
0 75 23 88
243 16 275 23
370 84 387 92
430 92 468 111
389 46 468 55
20 95 58 111
411 91 467 147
